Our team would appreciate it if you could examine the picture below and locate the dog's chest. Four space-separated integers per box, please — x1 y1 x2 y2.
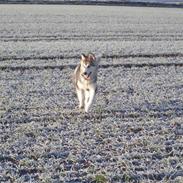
77 79 96 91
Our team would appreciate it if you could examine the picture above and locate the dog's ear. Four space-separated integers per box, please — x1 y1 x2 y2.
88 53 96 62
81 54 86 61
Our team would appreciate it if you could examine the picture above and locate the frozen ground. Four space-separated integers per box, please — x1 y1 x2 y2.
0 4 183 183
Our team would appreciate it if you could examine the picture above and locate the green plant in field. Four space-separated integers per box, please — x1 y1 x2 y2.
95 105 103 114
174 177 183 183
41 178 52 183
19 159 31 167
123 173 131 182
94 174 107 183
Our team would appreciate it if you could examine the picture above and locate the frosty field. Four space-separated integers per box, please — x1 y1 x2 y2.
0 4 183 183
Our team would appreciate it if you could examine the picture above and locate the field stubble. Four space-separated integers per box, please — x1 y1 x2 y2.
0 4 183 183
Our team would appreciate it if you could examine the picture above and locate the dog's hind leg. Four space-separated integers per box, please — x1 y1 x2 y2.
76 89 84 109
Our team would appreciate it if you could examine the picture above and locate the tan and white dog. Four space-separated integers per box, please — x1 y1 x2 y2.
73 53 100 112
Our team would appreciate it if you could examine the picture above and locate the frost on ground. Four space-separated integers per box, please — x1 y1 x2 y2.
0 4 183 183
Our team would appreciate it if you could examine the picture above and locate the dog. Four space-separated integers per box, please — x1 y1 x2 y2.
73 53 100 112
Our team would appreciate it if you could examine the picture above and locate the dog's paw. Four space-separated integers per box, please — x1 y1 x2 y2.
79 105 84 109
84 108 89 113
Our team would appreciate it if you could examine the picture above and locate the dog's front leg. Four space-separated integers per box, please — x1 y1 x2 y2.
85 89 95 113
76 89 84 109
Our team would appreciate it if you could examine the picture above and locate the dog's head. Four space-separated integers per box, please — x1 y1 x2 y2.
80 53 98 80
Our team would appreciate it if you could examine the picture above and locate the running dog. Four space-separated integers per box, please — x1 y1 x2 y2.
73 53 100 112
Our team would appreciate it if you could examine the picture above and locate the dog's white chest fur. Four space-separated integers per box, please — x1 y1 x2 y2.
77 79 96 91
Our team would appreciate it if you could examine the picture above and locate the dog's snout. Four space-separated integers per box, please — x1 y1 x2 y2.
83 72 87 75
